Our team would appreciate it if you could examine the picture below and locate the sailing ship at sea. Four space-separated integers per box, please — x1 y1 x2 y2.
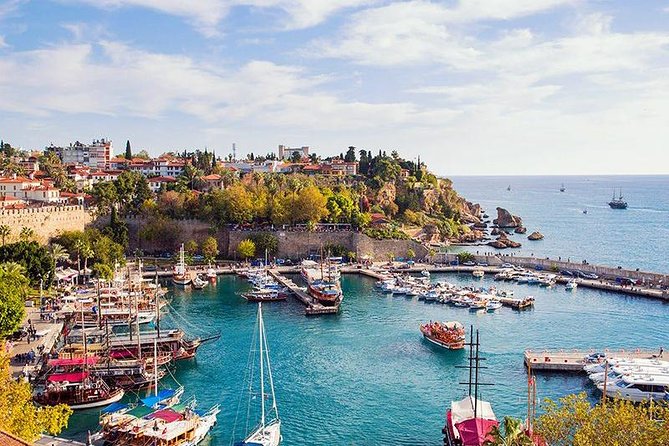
420 321 466 350
608 188 628 209
235 303 282 446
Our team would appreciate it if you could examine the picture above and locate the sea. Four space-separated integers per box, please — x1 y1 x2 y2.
450 175 669 273
63 175 669 445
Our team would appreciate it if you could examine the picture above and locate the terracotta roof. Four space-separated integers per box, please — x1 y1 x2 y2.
302 164 321 171
202 174 222 181
149 176 177 183
0 195 22 201
0 430 32 446
0 176 35 183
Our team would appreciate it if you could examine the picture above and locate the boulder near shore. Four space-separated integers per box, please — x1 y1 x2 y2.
487 232 522 249
528 231 544 241
493 207 523 228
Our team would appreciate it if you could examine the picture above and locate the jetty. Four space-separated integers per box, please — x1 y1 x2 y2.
524 348 659 372
267 269 340 315
498 296 534 309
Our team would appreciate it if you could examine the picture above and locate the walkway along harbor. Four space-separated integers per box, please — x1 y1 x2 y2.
524 349 659 372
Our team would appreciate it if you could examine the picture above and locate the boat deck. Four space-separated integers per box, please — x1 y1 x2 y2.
268 270 340 315
524 348 660 372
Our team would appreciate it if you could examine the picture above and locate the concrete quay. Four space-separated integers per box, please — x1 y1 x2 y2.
267 269 340 315
524 348 660 372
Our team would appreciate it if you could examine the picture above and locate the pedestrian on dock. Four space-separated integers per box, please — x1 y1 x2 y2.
660 347 664 358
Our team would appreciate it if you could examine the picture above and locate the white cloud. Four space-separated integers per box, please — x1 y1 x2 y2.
0 40 443 131
0 35 7 48
65 0 377 35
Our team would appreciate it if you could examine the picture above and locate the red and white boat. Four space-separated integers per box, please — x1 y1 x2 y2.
445 396 498 446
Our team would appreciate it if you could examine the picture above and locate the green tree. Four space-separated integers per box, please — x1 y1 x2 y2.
484 416 533 446
237 239 256 259
91 181 118 215
135 149 150 159
93 263 114 281
295 186 327 224
19 227 35 241
289 151 302 163
536 393 669 446
407 248 415 260
0 225 10 246
221 184 254 223
0 264 29 338
0 241 54 287
201 236 219 263
0 350 72 441
125 140 132 159
344 146 357 162
49 243 68 272
185 239 198 256
250 232 279 256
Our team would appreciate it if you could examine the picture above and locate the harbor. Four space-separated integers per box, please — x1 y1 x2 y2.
267 269 340 315
524 349 660 372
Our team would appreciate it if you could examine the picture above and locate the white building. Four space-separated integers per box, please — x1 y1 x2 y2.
0 176 63 203
278 145 309 160
49 139 113 169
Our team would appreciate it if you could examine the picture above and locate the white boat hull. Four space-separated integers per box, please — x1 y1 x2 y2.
68 389 124 410
243 419 281 446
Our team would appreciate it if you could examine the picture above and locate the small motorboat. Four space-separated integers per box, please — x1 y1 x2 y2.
472 269 484 278
565 279 578 290
192 275 208 290
486 300 503 312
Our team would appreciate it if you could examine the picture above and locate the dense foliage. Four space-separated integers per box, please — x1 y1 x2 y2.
52 229 126 277
0 349 72 441
0 264 29 338
237 239 256 259
0 241 54 286
535 393 669 446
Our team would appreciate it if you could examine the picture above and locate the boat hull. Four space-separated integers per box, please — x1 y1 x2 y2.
422 334 465 350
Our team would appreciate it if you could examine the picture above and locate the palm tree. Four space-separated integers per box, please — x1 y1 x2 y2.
0 261 27 275
74 239 85 285
50 243 69 271
484 417 533 446
19 226 35 241
81 245 94 284
0 224 10 246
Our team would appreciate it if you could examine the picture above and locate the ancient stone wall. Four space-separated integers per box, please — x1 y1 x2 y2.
0 205 95 243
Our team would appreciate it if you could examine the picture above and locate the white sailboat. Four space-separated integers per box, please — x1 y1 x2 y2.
239 303 282 446
173 243 191 286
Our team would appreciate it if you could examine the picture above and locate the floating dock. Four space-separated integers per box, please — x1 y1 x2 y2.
267 269 340 316
524 348 660 372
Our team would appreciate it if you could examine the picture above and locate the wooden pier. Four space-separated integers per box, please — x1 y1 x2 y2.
267 270 340 316
524 348 660 372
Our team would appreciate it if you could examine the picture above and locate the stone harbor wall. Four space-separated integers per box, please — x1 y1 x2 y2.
124 218 427 261
0 205 94 243
226 229 428 261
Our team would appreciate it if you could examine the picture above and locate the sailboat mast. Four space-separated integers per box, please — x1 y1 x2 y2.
262 310 279 417
258 303 266 428
154 337 158 397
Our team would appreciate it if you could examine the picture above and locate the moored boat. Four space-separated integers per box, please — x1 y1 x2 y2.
173 244 191 286
472 269 485 278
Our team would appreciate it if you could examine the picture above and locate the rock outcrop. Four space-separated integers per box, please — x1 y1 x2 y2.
528 231 544 241
487 232 521 249
493 207 523 228
514 226 527 234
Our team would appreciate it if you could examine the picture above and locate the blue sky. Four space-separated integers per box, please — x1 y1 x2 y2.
1 0 668 175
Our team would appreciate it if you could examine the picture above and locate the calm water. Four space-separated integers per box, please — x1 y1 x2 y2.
450 175 669 273
65 273 669 445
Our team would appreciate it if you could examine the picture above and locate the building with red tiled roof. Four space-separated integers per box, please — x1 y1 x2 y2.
0 194 27 208
148 176 177 192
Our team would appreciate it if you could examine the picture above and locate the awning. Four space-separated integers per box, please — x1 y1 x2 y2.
147 409 184 423
455 418 498 446
47 371 89 383
48 356 99 367
141 389 178 408
101 402 129 414
451 396 497 425
127 405 155 419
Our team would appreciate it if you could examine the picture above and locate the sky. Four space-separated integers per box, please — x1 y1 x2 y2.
1 0 668 176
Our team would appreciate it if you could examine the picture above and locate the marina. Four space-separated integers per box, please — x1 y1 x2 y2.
267 269 340 315
524 349 660 372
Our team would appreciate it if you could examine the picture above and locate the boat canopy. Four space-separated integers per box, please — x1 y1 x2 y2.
147 408 184 423
47 371 89 383
48 356 99 367
127 404 155 419
451 396 497 424
101 402 129 414
141 389 179 408
455 418 499 446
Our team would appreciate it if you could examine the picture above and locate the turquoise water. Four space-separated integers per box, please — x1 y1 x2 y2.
450 175 669 273
65 273 669 445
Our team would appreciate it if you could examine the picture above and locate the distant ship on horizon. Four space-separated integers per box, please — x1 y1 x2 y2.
560 183 565 192
608 189 628 209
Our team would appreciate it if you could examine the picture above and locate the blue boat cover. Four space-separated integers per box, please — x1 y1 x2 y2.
141 388 177 408
101 402 128 414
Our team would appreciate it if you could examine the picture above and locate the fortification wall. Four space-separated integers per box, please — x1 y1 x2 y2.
227 229 428 261
0 205 95 243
